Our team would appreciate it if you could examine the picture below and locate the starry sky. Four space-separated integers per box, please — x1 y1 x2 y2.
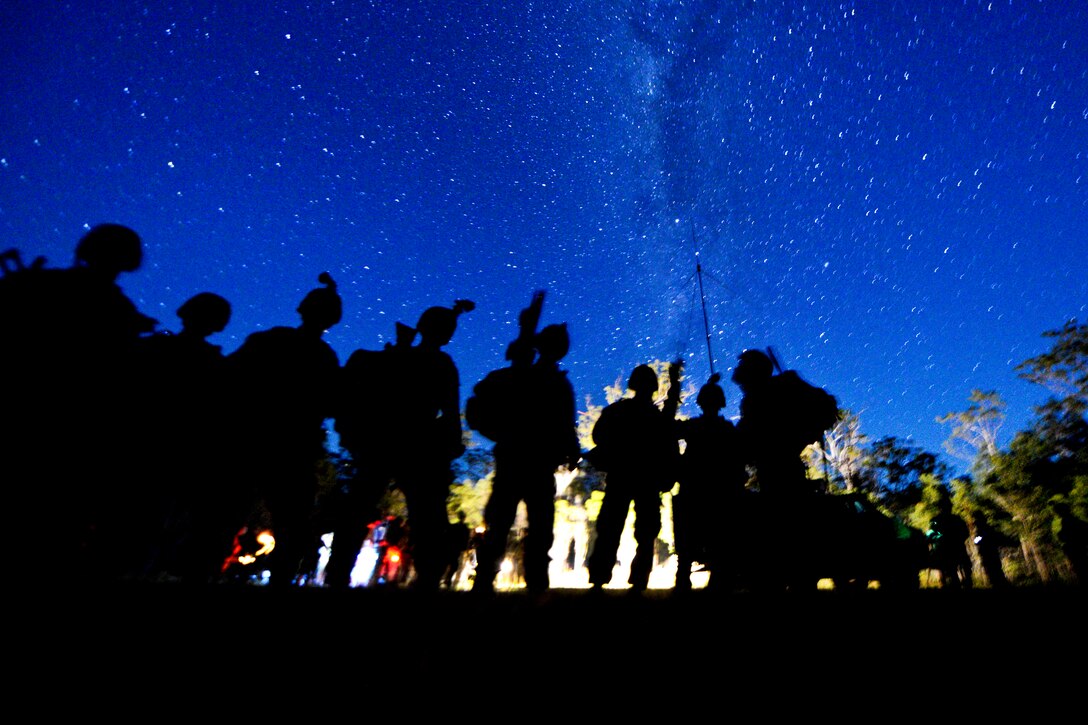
2 1 1085 474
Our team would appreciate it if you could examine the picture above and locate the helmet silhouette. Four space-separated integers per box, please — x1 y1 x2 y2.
535 323 570 361
696 373 726 412
732 349 774 387
415 299 475 346
75 224 143 276
628 364 658 395
177 292 231 336
297 272 342 330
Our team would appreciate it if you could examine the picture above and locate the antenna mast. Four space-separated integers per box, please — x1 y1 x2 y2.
691 222 715 376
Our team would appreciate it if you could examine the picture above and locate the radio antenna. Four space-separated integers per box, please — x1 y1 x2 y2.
691 221 715 377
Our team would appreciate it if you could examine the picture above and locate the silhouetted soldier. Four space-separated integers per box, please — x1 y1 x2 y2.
326 299 474 591
586 363 680 593
672 371 747 593
732 348 836 590
471 314 581 595
395 299 473 590
122 292 237 583
322 321 416 589
0 224 156 580
929 498 973 589
731 349 811 499
228 273 342 587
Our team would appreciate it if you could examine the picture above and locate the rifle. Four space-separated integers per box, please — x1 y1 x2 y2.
766 346 783 374
505 290 545 367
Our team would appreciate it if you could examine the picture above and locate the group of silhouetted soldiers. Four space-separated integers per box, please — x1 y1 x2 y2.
0 225 477 588
4 223 971 592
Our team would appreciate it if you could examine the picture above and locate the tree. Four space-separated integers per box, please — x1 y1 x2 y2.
859 436 951 521
974 319 1088 584
980 426 1073 583
449 428 495 526
448 473 492 531
807 409 866 491
937 389 1006 475
1014 318 1088 416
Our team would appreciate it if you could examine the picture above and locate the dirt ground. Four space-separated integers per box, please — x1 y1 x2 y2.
19 581 1085 707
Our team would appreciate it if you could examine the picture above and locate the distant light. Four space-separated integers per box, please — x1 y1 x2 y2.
254 530 276 556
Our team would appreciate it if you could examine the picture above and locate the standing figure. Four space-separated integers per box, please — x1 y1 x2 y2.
929 497 973 589
395 299 474 590
470 301 581 595
124 292 237 583
672 371 748 593
731 349 808 499
731 348 837 590
323 320 417 588
228 273 342 587
0 224 156 581
326 299 474 591
585 363 680 593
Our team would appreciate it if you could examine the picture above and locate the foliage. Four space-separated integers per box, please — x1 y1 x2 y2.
1014 318 1088 415
448 473 492 530
963 319 1088 584
859 435 951 521
908 473 948 533
979 409 1088 582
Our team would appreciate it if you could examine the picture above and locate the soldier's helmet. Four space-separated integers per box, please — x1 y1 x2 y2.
177 292 231 336
696 372 726 412
297 272 342 330
74 224 143 275
628 364 659 395
731 349 774 388
415 299 475 346
535 323 570 361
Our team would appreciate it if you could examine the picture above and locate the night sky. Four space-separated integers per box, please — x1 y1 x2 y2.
2 1 1085 473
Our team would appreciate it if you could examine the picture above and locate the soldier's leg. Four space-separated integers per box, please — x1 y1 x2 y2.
473 471 520 592
523 469 557 592
323 469 387 588
401 468 453 590
587 489 632 587
260 459 317 587
672 492 692 591
629 489 662 591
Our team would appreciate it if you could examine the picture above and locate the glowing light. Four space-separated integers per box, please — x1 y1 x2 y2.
254 530 276 557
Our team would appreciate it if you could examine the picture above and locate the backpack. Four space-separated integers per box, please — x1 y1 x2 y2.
465 366 521 444
770 369 840 449
335 345 403 454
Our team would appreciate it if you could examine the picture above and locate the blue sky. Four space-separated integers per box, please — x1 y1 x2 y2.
2 1 1085 473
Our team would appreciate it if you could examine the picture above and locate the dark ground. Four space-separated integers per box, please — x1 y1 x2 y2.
16 582 1085 710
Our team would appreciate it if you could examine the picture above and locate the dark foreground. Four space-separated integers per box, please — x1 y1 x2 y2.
15 582 1086 709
